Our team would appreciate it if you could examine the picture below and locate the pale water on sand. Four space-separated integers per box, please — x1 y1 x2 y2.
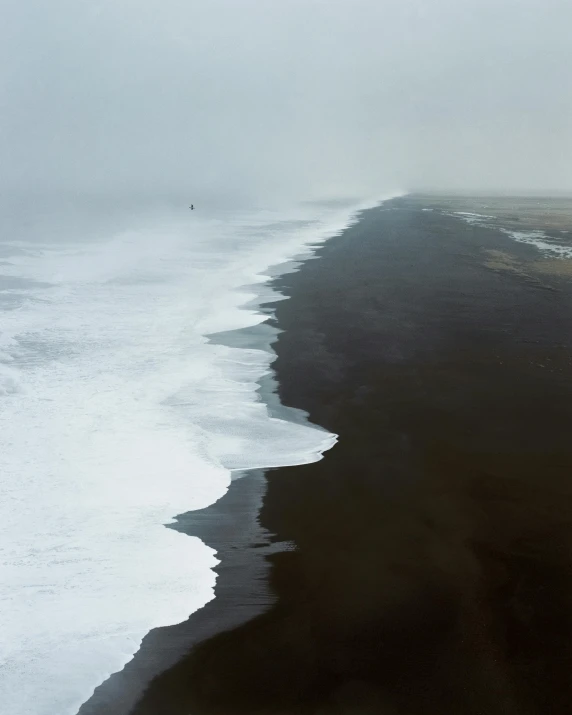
0 196 382 715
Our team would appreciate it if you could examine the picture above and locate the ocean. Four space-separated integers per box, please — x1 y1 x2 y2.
0 195 379 715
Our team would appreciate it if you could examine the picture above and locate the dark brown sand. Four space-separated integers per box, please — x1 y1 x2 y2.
115 196 572 714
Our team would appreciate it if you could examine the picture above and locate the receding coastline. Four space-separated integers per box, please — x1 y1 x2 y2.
98 195 572 714
77 223 340 715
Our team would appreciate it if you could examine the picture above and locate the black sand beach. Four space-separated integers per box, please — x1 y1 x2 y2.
90 196 572 715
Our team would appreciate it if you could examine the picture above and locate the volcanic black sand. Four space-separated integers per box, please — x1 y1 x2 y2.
92 195 572 714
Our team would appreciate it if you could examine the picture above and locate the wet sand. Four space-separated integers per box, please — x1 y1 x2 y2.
414 193 572 236
100 196 572 714
78 467 277 715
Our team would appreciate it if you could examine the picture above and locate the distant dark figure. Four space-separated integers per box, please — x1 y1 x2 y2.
189 204 194 210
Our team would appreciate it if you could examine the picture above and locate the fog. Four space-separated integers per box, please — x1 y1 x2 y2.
1 0 571 203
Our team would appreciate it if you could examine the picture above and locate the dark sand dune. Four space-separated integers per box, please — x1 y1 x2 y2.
130 197 572 715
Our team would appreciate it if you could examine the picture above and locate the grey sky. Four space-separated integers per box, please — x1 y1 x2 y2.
1 0 571 202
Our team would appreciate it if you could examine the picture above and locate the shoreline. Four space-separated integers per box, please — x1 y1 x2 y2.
131 195 572 714
77 209 353 715
78 466 274 715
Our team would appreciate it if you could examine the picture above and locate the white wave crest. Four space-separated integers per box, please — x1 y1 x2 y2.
0 195 395 715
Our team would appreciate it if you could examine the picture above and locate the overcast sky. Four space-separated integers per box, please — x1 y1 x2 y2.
1 0 571 202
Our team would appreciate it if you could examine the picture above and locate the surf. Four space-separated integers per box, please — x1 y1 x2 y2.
0 196 385 714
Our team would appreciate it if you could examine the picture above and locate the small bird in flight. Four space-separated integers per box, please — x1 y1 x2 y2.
189 204 194 210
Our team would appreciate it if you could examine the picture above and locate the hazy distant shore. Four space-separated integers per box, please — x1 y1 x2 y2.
412 193 572 234
91 195 572 714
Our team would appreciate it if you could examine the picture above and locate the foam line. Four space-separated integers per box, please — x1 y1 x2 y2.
0 195 397 714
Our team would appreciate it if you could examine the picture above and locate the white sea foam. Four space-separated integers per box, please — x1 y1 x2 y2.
0 195 391 715
449 210 496 224
445 210 572 259
502 229 572 259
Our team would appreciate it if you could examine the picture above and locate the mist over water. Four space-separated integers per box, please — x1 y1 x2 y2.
1 1 571 713
0 195 390 714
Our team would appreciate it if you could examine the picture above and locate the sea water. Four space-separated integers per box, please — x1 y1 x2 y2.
448 209 572 258
0 195 382 715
